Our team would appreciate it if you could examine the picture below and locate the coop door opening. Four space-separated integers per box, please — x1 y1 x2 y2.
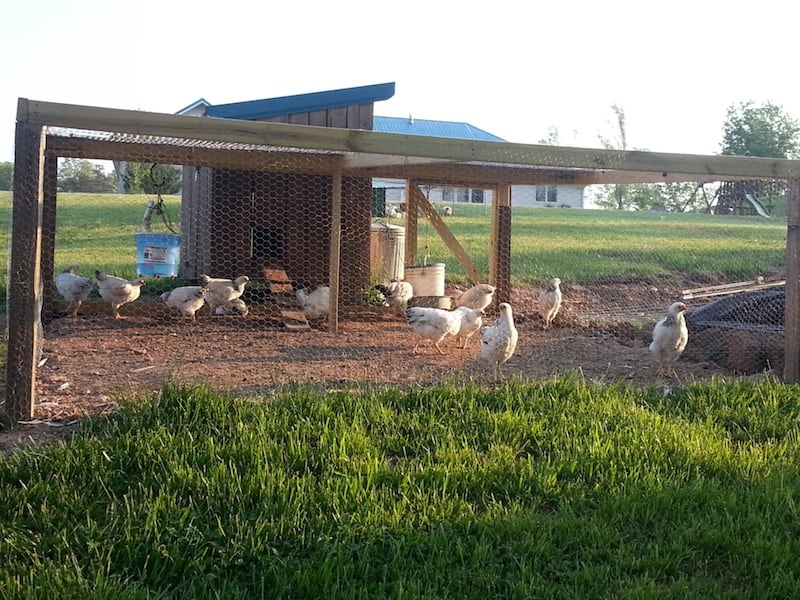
251 227 285 265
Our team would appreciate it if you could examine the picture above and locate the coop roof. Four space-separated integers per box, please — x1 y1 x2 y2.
202 82 396 121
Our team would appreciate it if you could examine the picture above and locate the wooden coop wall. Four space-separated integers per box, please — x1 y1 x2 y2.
257 103 375 129
182 168 372 304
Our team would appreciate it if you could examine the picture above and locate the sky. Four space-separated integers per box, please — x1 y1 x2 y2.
2 0 799 165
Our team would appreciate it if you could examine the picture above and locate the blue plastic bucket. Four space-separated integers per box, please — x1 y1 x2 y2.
135 233 181 277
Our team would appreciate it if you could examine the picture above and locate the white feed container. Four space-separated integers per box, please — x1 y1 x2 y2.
404 263 446 297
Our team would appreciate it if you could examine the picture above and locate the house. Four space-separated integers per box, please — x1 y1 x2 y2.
368 115 588 210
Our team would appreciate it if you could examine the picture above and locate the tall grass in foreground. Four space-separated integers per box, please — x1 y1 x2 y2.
2 378 800 598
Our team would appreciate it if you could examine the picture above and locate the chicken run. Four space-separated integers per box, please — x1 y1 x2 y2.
22 276 736 424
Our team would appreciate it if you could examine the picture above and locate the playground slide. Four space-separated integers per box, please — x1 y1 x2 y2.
743 193 772 217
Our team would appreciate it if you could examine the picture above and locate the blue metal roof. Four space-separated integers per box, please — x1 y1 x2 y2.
205 82 396 120
373 116 504 142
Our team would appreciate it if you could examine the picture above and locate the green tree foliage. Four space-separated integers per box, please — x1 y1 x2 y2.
0 161 12 190
57 159 116 193
593 106 707 212
720 101 800 158
122 162 182 194
596 105 634 210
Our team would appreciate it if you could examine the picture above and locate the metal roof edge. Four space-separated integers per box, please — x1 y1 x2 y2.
206 82 396 120
176 98 211 115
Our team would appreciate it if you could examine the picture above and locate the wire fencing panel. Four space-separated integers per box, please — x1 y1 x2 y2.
31 141 790 419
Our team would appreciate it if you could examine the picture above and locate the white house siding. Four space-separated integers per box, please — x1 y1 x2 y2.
510 185 586 209
373 181 587 209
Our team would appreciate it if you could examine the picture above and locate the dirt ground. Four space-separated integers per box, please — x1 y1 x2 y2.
1 279 738 452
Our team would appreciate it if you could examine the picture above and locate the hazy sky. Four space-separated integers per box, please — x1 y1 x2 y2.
2 0 798 164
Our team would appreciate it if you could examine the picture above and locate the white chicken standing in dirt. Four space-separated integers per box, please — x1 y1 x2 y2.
649 301 689 376
453 306 484 349
374 281 414 314
160 286 207 321
199 274 250 314
538 277 563 330
481 302 519 380
406 306 463 355
214 298 249 316
297 285 331 319
55 264 95 317
95 270 145 319
455 283 496 311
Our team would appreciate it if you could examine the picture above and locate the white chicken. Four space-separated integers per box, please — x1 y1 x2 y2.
200 274 250 313
55 264 95 317
374 281 414 314
454 306 484 349
214 298 250 316
406 306 463 355
160 286 206 321
95 270 145 319
539 277 563 330
649 301 689 375
455 283 496 311
481 302 519 381
296 285 331 319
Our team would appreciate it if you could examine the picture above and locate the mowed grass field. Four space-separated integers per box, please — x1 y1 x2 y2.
0 191 787 304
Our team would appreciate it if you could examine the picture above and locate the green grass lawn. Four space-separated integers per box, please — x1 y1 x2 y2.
2 378 800 598
0 191 787 296
385 203 786 286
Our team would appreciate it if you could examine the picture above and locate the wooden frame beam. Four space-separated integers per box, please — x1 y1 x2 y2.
19 98 800 181
490 185 513 305
410 185 484 283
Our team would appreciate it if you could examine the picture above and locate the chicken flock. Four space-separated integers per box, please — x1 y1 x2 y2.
55 267 690 380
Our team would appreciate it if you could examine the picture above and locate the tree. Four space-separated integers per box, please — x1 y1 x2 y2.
595 105 634 210
0 161 12 191
720 101 800 158
123 163 182 194
57 159 116 193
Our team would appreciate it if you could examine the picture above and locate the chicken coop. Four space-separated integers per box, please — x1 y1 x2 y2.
7 90 800 424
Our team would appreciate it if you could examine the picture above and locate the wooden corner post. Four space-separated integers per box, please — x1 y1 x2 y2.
6 116 46 424
785 179 800 383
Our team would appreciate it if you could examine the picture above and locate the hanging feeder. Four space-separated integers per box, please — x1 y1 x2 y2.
135 164 181 278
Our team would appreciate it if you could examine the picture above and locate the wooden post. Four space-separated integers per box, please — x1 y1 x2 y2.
40 156 58 317
328 172 342 331
785 179 800 383
404 179 418 267
489 185 513 306
6 121 45 423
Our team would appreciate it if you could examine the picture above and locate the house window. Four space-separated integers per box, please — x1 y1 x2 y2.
536 186 558 203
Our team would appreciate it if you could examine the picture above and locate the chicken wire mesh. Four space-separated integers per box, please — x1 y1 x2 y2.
6 111 796 422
